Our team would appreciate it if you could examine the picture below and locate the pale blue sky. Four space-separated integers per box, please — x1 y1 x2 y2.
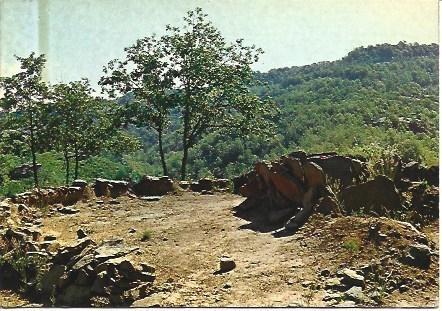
0 0 438 89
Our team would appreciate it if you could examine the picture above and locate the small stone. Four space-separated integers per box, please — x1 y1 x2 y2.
324 277 342 290
18 204 29 213
96 200 105 204
140 196 161 201
320 269 331 277
109 199 120 205
44 235 57 241
323 292 342 301
301 280 313 287
287 279 295 285
219 256 236 273
339 268 365 288
77 228 87 239
128 228 137 233
58 207 79 214
399 285 409 293
223 282 232 289
344 286 365 302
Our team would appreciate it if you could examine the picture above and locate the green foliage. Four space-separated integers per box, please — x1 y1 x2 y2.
140 230 152 241
342 238 360 252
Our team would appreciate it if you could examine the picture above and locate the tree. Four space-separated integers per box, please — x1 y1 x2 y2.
100 36 175 176
48 80 140 183
101 8 277 180
0 53 49 187
165 8 277 179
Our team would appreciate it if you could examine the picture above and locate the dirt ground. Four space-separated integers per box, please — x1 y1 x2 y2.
1 192 439 307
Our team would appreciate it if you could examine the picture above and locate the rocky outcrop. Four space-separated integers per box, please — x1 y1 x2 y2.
132 176 174 196
12 184 92 207
45 238 155 306
341 175 402 215
234 152 336 232
94 179 130 198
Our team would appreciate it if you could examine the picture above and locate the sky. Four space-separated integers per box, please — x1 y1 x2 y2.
0 0 439 89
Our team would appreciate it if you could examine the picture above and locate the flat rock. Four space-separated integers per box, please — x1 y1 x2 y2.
338 268 365 287
58 207 79 215
344 286 365 302
218 256 236 273
140 196 162 201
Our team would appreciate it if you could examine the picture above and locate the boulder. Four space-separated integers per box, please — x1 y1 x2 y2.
41 264 67 294
94 179 129 198
344 286 365 302
178 181 190 190
219 256 236 273
132 176 173 196
9 163 42 180
303 162 326 189
213 179 229 189
403 243 433 269
308 155 365 186
198 178 214 191
341 175 402 215
316 196 339 215
338 268 365 288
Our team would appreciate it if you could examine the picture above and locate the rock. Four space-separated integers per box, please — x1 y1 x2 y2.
72 179 88 188
320 269 331 277
109 199 120 205
178 181 190 190
316 196 339 215
91 271 107 295
344 286 365 302
94 178 129 198
133 176 173 196
323 292 342 301
338 269 365 288
74 268 94 286
44 234 57 241
77 228 88 239
308 154 366 186
17 203 29 213
57 284 92 307
140 263 156 274
53 238 96 265
223 282 232 289
404 243 433 268
58 206 79 215
303 162 326 189
324 277 343 290
213 179 229 189
96 200 105 204
201 190 214 195
128 228 137 233
219 256 236 273
341 175 402 215
41 264 67 294
9 163 42 180
0 262 21 290
198 178 214 192
140 196 161 202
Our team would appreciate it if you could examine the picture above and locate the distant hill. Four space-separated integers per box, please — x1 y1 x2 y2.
171 42 438 178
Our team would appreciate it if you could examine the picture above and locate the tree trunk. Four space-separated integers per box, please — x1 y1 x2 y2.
74 147 79 179
29 113 39 188
158 128 168 176
180 143 188 181
64 150 70 185
180 103 190 181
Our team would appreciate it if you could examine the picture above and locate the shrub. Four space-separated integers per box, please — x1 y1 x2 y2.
140 230 152 241
342 238 360 252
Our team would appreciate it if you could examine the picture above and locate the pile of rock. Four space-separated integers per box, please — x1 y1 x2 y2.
43 238 155 306
12 181 92 207
132 176 174 196
234 151 367 231
94 179 130 198
186 178 230 194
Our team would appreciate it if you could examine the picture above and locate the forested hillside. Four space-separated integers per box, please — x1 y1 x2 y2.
135 42 439 178
0 42 438 194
